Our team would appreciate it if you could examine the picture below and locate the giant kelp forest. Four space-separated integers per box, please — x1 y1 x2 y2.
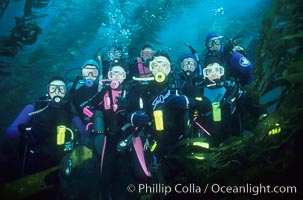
0 0 303 199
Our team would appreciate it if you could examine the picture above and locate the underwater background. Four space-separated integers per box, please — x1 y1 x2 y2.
0 0 273 141
0 0 303 199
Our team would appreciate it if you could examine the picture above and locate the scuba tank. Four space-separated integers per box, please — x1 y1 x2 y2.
93 110 104 134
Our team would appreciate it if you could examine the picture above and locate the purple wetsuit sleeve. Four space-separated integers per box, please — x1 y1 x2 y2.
228 51 253 84
5 104 34 139
72 116 90 136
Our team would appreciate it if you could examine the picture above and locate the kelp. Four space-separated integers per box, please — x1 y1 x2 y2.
159 112 300 188
254 0 303 96
282 59 303 83
0 145 93 200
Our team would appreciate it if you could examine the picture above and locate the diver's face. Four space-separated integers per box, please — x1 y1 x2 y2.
149 56 171 76
203 63 224 82
108 66 126 84
207 36 222 52
108 48 122 61
48 80 67 100
141 48 155 61
82 65 99 81
181 58 197 72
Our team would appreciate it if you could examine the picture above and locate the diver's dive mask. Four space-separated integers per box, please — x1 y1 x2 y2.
149 57 171 83
207 36 224 49
181 58 197 76
48 80 67 104
141 49 155 61
203 63 224 82
107 66 126 89
82 65 99 87
108 48 122 61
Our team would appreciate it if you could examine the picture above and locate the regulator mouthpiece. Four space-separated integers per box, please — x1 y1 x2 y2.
154 72 166 83
85 79 94 87
53 96 63 103
110 80 120 89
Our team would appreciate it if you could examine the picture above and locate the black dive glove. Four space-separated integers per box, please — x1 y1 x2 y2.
129 111 149 127
18 124 32 134
193 97 212 114
169 95 195 109
18 124 33 141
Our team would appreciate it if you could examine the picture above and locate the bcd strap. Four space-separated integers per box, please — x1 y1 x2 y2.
103 89 122 112
137 57 151 78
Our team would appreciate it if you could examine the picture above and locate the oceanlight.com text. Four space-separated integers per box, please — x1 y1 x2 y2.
210 183 297 196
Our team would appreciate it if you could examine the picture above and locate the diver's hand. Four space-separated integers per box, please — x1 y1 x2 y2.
18 124 31 135
193 97 212 114
129 111 149 127
169 95 195 109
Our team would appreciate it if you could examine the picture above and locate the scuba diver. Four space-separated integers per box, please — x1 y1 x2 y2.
129 44 155 78
124 51 213 198
63 59 104 200
204 32 253 86
127 50 209 162
197 57 246 147
178 53 212 139
83 59 149 200
70 59 102 139
5 76 73 198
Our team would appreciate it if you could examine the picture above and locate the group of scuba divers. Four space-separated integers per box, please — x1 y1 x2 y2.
5 32 265 199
